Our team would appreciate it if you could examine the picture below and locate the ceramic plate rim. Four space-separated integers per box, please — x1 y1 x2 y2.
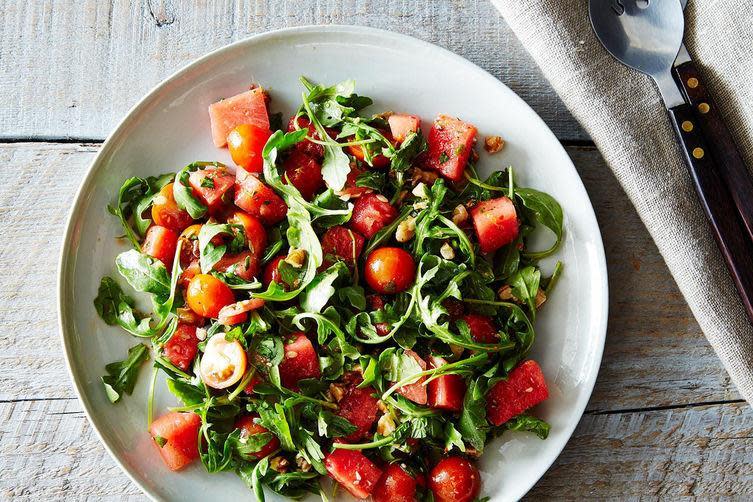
58 24 608 502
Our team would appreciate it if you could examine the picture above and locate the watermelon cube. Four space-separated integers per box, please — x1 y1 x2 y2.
470 196 519 253
149 412 201 471
325 449 383 499
208 87 270 147
388 114 421 144
425 115 477 181
486 360 549 426
278 333 321 389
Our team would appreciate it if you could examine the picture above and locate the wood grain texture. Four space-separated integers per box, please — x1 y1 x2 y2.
0 0 586 142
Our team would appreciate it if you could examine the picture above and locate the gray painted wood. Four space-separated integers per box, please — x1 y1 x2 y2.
0 142 743 499
0 0 586 142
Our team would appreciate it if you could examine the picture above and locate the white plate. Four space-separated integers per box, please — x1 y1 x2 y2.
59 25 608 502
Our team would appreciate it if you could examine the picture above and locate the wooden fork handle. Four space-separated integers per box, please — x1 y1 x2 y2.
673 61 753 244
668 103 753 324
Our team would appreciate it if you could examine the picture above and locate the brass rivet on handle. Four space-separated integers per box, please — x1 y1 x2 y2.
692 147 705 159
687 77 699 89
682 121 694 132
698 103 710 114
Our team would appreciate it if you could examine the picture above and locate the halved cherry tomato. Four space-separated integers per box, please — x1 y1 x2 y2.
142 225 178 268
234 415 280 459
263 255 286 286
283 150 325 201
228 211 268 258
186 274 235 318
350 193 398 239
374 463 420 502
218 298 265 326
163 323 199 371
178 224 202 266
199 332 247 389
429 457 481 502
364 247 416 294
227 124 272 173
151 183 193 233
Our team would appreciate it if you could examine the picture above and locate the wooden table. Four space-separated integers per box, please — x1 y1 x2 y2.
2 1 751 499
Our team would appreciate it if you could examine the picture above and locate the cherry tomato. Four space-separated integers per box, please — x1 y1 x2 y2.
364 247 416 294
374 463 419 502
429 457 481 502
228 211 268 258
199 333 247 389
263 255 286 286
151 183 193 233
227 123 272 173
186 273 235 318
234 415 280 459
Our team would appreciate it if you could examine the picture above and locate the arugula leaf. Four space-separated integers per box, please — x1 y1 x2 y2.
300 262 347 314
94 277 152 337
301 94 351 191
355 170 386 191
317 410 358 438
505 415 551 440
379 348 423 383
459 378 488 452
337 285 366 310
198 223 244 274
115 249 171 298
258 403 296 451
444 422 466 453
107 174 173 247
389 131 428 195
226 428 275 460
509 266 541 315
515 187 564 259
101 343 149 403
166 378 205 406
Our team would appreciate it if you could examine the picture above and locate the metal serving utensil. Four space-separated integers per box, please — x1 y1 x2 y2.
589 0 753 324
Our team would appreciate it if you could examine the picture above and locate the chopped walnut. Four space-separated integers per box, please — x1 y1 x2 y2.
440 242 455 260
195 327 208 341
270 456 289 473
452 204 469 226
377 414 397 436
395 216 417 243
498 285 514 301
484 135 506 154
296 454 312 472
285 248 307 268
411 167 439 186
412 182 429 198
377 400 389 413
329 383 345 402
535 288 547 308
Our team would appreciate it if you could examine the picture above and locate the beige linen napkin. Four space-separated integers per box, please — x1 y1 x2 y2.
491 0 753 403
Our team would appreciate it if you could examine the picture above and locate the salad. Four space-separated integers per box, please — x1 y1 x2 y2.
94 78 563 501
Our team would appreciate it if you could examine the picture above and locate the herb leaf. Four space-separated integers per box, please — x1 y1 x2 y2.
94 277 153 337
101 343 150 403
515 187 564 259
115 249 171 298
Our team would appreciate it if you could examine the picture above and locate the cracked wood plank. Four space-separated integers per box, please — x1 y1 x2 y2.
0 142 738 411
1 398 751 499
0 0 586 141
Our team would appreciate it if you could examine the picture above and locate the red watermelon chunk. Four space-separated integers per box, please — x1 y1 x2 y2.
208 87 270 147
470 196 519 253
325 449 383 499
142 225 179 269
425 115 477 181
338 163 373 199
460 313 499 344
388 114 421 144
395 349 428 405
163 323 199 372
427 356 466 412
349 193 398 239
283 150 325 201
188 167 235 210
149 412 202 471
278 333 321 389
321 226 365 267
234 169 287 225
336 384 380 442
486 360 549 426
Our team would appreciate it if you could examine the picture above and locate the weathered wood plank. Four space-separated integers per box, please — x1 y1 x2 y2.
1 398 750 500
0 142 737 410
526 401 753 500
0 0 586 142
